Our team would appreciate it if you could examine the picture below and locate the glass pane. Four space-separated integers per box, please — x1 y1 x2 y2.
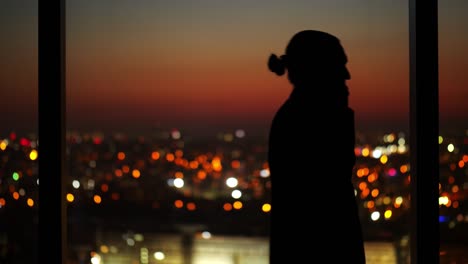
0 1 39 263
438 1 468 263
66 1 409 263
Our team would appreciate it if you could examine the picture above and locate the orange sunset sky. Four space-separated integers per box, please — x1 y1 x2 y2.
1 0 467 137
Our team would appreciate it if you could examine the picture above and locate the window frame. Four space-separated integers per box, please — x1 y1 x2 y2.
37 1 440 263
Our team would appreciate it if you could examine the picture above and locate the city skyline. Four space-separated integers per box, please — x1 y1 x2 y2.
1 0 467 137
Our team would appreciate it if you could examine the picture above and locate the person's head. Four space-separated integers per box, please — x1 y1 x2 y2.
268 30 350 87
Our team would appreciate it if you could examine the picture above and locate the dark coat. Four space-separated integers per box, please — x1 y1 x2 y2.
268 86 366 263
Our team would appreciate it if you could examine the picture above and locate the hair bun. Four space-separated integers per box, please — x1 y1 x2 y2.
268 54 286 76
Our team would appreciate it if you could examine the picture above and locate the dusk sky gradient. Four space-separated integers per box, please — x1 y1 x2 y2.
1 0 467 137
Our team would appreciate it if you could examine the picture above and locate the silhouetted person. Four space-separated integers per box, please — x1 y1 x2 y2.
267 30 366 263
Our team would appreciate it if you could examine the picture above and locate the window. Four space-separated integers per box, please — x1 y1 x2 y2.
31 1 448 262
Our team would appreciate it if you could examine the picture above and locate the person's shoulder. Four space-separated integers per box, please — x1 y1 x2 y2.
270 99 296 127
275 99 295 115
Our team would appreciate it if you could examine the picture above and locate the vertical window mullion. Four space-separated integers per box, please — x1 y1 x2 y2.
38 1 67 263
409 0 440 263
